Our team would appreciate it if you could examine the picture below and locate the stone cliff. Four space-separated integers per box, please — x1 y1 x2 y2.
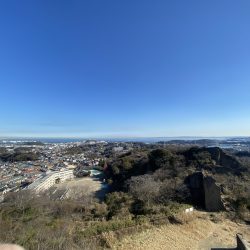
186 172 225 212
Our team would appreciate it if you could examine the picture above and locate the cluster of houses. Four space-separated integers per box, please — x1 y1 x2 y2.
0 139 138 201
0 142 103 200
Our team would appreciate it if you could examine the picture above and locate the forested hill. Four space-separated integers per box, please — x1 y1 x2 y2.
0 147 40 162
107 147 247 186
106 146 250 217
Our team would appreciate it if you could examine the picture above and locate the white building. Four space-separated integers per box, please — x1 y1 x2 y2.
28 170 74 192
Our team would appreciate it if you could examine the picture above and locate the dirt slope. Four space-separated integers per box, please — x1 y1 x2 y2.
111 212 250 250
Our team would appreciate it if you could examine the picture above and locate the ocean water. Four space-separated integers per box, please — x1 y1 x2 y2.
0 136 234 144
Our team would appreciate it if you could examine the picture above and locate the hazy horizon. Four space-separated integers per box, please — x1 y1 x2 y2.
1 135 249 140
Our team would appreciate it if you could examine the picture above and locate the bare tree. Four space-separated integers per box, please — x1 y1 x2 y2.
127 174 161 205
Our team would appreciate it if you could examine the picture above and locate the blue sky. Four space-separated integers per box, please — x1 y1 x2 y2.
0 0 250 138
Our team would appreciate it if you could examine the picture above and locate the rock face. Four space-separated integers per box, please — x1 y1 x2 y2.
187 172 205 207
203 176 225 212
236 234 250 250
186 172 225 212
185 147 245 174
206 147 242 171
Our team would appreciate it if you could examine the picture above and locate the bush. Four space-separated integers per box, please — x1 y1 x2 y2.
80 219 136 237
234 196 250 221
105 192 133 219
127 174 161 205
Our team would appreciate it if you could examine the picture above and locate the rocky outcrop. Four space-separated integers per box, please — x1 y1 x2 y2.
203 176 225 212
206 147 242 171
186 172 225 212
236 234 250 250
187 172 205 207
185 147 246 174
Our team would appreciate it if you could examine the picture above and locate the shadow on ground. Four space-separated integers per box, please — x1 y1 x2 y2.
211 248 236 250
93 179 109 200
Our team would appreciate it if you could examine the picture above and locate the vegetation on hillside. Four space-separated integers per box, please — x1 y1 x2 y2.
105 147 250 219
0 146 249 249
0 148 40 162
0 190 188 250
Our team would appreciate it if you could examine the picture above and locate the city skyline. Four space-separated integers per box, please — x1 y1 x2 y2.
0 1 250 137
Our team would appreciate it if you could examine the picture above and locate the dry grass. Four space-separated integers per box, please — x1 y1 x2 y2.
110 211 250 250
54 178 103 199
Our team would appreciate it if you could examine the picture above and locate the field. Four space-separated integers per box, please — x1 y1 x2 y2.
50 177 107 200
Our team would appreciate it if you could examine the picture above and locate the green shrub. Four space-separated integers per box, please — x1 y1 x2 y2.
105 192 133 218
80 218 136 237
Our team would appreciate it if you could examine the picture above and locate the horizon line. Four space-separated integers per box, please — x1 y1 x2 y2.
0 135 250 140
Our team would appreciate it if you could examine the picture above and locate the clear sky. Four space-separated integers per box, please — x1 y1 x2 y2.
0 1 250 138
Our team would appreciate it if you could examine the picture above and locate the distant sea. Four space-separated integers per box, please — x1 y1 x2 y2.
0 136 235 144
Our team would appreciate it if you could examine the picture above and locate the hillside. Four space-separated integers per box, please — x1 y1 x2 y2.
0 148 40 162
106 147 250 217
0 146 249 249
111 211 250 250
